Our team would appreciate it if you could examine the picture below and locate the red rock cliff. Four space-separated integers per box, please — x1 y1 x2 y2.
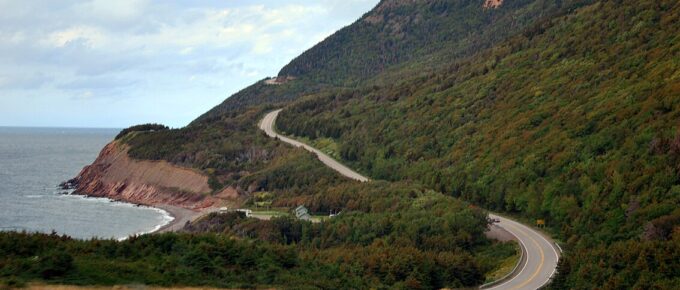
73 141 237 210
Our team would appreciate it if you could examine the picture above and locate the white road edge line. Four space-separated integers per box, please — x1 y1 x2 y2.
480 220 528 289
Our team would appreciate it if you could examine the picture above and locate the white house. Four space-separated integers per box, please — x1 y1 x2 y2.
294 205 311 221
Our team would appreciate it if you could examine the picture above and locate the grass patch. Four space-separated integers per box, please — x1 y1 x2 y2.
250 210 289 217
296 136 342 160
477 242 520 283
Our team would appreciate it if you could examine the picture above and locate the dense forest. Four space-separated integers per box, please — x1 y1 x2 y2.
2 0 679 288
1 183 516 289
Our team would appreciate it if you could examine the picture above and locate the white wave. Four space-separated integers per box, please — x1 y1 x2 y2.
54 192 175 241
52 189 74 195
117 206 175 241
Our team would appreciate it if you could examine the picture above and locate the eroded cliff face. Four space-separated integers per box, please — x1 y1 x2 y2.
72 141 239 210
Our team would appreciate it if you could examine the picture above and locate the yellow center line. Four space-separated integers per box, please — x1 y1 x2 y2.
504 222 545 290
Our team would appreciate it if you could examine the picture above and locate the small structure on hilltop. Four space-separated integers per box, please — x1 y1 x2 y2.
264 75 296 85
294 205 311 221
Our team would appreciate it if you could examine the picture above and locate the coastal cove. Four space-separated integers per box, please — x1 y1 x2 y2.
0 127 174 240
56 193 175 241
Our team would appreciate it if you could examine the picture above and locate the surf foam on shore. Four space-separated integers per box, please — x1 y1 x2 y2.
118 206 175 241
55 190 175 241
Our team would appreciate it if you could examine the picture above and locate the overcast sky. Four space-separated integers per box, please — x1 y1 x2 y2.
0 0 379 128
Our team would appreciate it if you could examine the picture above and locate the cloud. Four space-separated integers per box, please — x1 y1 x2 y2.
75 0 150 22
0 0 380 127
58 76 140 91
48 26 107 48
0 72 53 90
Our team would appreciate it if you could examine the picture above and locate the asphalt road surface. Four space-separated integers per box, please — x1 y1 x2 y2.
485 214 560 289
259 109 560 289
259 109 368 182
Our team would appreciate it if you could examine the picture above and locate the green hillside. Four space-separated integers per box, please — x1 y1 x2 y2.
3 0 679 288
277 0 680 288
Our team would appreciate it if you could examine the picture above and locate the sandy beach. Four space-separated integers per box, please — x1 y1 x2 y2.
154 205 220 233
154 205 200 233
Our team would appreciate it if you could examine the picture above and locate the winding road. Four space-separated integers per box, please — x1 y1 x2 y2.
259 109 560 289
484 214 560 290
260 109 368 182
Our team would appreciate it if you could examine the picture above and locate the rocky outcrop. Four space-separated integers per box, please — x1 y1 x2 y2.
72 141 239 210
483 0 503 9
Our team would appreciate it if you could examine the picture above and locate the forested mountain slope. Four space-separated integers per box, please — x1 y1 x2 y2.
11 0 677 288
280 0 583 84
196 0 594 122
277 0 680 288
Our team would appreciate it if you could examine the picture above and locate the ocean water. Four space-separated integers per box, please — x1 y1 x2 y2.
0 127 172 240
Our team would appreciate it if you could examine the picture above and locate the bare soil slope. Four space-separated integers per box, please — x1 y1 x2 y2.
73 142 236 210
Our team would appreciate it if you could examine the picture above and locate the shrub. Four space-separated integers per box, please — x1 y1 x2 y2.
115 123 169 140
